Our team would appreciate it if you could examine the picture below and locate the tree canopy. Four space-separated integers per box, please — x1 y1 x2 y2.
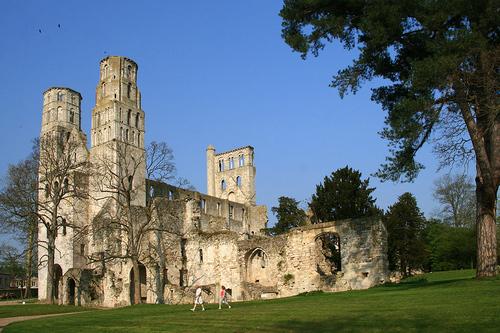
270 196 307 235
310 166 380 222
280 0 499 277
385 192 427 276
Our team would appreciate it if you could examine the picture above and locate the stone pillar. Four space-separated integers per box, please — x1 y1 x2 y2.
207 145 215 196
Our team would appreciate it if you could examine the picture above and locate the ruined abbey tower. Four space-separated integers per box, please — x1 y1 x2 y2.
38 56 389 307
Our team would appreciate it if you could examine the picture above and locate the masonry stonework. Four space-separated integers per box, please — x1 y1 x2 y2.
37 56 389 307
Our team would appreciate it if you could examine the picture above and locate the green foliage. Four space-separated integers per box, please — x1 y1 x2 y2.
5 270 500 333
280 0 499 181
283 273 294 284
385 192 427 276
424 220 476 271
310 166 380 222
270 196 307 235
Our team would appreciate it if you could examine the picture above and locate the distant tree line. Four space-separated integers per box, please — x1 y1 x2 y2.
270 166 497 277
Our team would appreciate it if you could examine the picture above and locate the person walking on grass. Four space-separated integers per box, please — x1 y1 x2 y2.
191 286 205 311
218 285 231 309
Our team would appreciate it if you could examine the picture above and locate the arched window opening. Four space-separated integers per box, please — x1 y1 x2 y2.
69 109 75 124
199 249 203 263
229 157 234 169
103 64 108 78
168 190 174 200
62 218 67 236
127 83 131 98
127 110 131 125
200 199 206 213
63 178 69 193
57 92 64 101
217 202 221 216
127 65 132 78
101 83 106 97
315 233 342 278
218 160 224 172
239 155 245 167
221 180 226 191
135 113 139 128
138 133 141 147
236 176 242 188
120 127 124 141
125 129 129 142
128 175 134 190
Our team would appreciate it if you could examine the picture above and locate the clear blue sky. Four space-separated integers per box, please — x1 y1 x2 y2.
0 0 472 237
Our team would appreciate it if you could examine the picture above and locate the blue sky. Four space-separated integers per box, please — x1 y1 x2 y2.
0 0 472 238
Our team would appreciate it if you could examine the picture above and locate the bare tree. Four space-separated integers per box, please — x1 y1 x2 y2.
433 174 476 228
37 134 89 304
0 140 39 298
91 140 189 304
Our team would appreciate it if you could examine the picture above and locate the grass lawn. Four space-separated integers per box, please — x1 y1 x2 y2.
4 270 500 332
0 304 93 318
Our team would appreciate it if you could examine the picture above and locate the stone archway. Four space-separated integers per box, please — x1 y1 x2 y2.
67 278 76 305
53 264 63 300
315 232 342 277
245 248 271 285
129 263 147 304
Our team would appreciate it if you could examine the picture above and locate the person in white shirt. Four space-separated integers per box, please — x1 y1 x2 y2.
191 286 205 311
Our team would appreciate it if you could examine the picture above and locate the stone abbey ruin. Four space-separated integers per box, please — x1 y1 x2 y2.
38 56 389 307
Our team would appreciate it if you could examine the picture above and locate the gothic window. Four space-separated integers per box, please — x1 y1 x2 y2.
126 65 132 78
69 109 75 124
125 129 129 142
120 127 124 141
229 157 234 169
239 155 245 167
108 126 111 140
199 249 203 263
236 176 241 188
57 92 64 101
127 83 132 99
101 83 106 97
128 175 134 190
127 110 131 125
200 199 206 213
103 65 108 78
168 190 174 200
63 178 69 192
217 202 221 216
62 218 67 236
138 133 141 147
218 160 224 172
135 113 139 128
132 131 135 145
221 180 226 191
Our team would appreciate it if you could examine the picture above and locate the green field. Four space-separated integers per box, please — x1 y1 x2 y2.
4 270 500 332
0 304 92 318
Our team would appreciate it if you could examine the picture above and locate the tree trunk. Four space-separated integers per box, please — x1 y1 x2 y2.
155 230 165 304
46 233 55 304
475 177 498 278
132 258 141 304
24 233 33 299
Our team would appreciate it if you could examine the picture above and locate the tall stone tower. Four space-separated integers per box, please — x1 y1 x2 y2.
38 87 88 301
89 56 146 210
207 146 256 205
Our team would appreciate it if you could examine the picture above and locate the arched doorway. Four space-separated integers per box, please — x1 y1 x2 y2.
67 278 76 305
53 264 63 300
129 263 147 304
246 248 270 285
315 233 342 277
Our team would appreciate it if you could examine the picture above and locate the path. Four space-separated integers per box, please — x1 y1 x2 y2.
0 312 80 332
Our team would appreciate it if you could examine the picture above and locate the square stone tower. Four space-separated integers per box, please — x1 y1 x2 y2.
206 145 256 205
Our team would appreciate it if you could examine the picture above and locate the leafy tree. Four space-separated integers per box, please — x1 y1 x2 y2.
309 166 380 222
433 174 475 227
386 193 427 277
270 196 307 235
280 0 499 277
424 220 476 271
